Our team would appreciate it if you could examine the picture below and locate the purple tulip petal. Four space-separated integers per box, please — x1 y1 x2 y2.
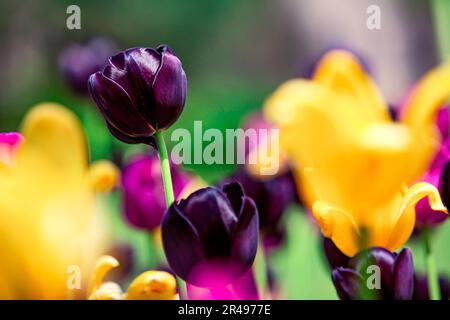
440 160 450 210
125 47 162 126
350 247 396 295
222 182 244 217
162 203 205 281
231 197 259 273
178 187 238 258
332 268 362 300
322 237 350 269
88 72 155 138
392 248 414 300
151 50 187 130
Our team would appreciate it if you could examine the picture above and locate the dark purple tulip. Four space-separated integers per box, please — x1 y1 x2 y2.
220 167 298 249
322 237 350 269
162 182 259 287
413 274 450 300
122 154 191 231
59 38 117 95
88 45 187 145
332 247 414 300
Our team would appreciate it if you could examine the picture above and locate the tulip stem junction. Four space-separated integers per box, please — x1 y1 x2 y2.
422 228 441 300
155 131 187 300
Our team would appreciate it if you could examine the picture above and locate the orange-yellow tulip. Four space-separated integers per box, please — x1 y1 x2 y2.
264 50 449 256
0 103 118 299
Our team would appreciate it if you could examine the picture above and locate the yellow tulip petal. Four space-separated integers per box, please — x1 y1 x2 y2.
312 201 359 257
313 50 389 122
87 160 119 192
87 255 120 297
19 103 87 181
124 270 177 300
401 63 450 130
88 282 123 300
387 182 447 250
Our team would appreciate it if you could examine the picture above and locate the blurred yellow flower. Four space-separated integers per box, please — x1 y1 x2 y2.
264 50 449 256
88 255 177 300
0 103 118 299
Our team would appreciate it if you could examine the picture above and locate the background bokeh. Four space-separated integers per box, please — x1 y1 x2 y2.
1 0 450 299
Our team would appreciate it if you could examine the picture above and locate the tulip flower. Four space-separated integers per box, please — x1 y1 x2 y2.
59 38 117 95
88 255 177 300
88 45 187 144
122 154 192 231
162 182 259 287
264 50 449 257
0 103 118 299
221 167 297 249
332 247 414 300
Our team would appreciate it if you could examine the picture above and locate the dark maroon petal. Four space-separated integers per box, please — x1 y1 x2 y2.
413 274 430 300
178 187 238 258
162 203 205 281
231 197 259 273
103 52 136 102
392 248 414 299
222 182 244 217
332 268 362 300
440 160 450 210
151 50 187 130
322 237 350 269
105 122 155 146
88 72 155 138
125 47 162 126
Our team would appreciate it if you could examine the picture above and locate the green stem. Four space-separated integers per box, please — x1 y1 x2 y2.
422 228 441 300
154 131 187 300
431 0 450 61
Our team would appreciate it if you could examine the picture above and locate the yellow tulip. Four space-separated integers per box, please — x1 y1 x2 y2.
264 50 449 256
88 255 177 300
0 103 118 299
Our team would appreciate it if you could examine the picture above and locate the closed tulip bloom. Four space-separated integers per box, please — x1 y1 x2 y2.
122 154 191 231
264 50 449 256
221 167 297 248
332 247 414 300
162 182 259 287
88 45 187 144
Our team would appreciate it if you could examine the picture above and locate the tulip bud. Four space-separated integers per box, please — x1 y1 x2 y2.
122 154 191 231
88 45 187 144
332 247 414 300
221 167 298 249
162 182 259 287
